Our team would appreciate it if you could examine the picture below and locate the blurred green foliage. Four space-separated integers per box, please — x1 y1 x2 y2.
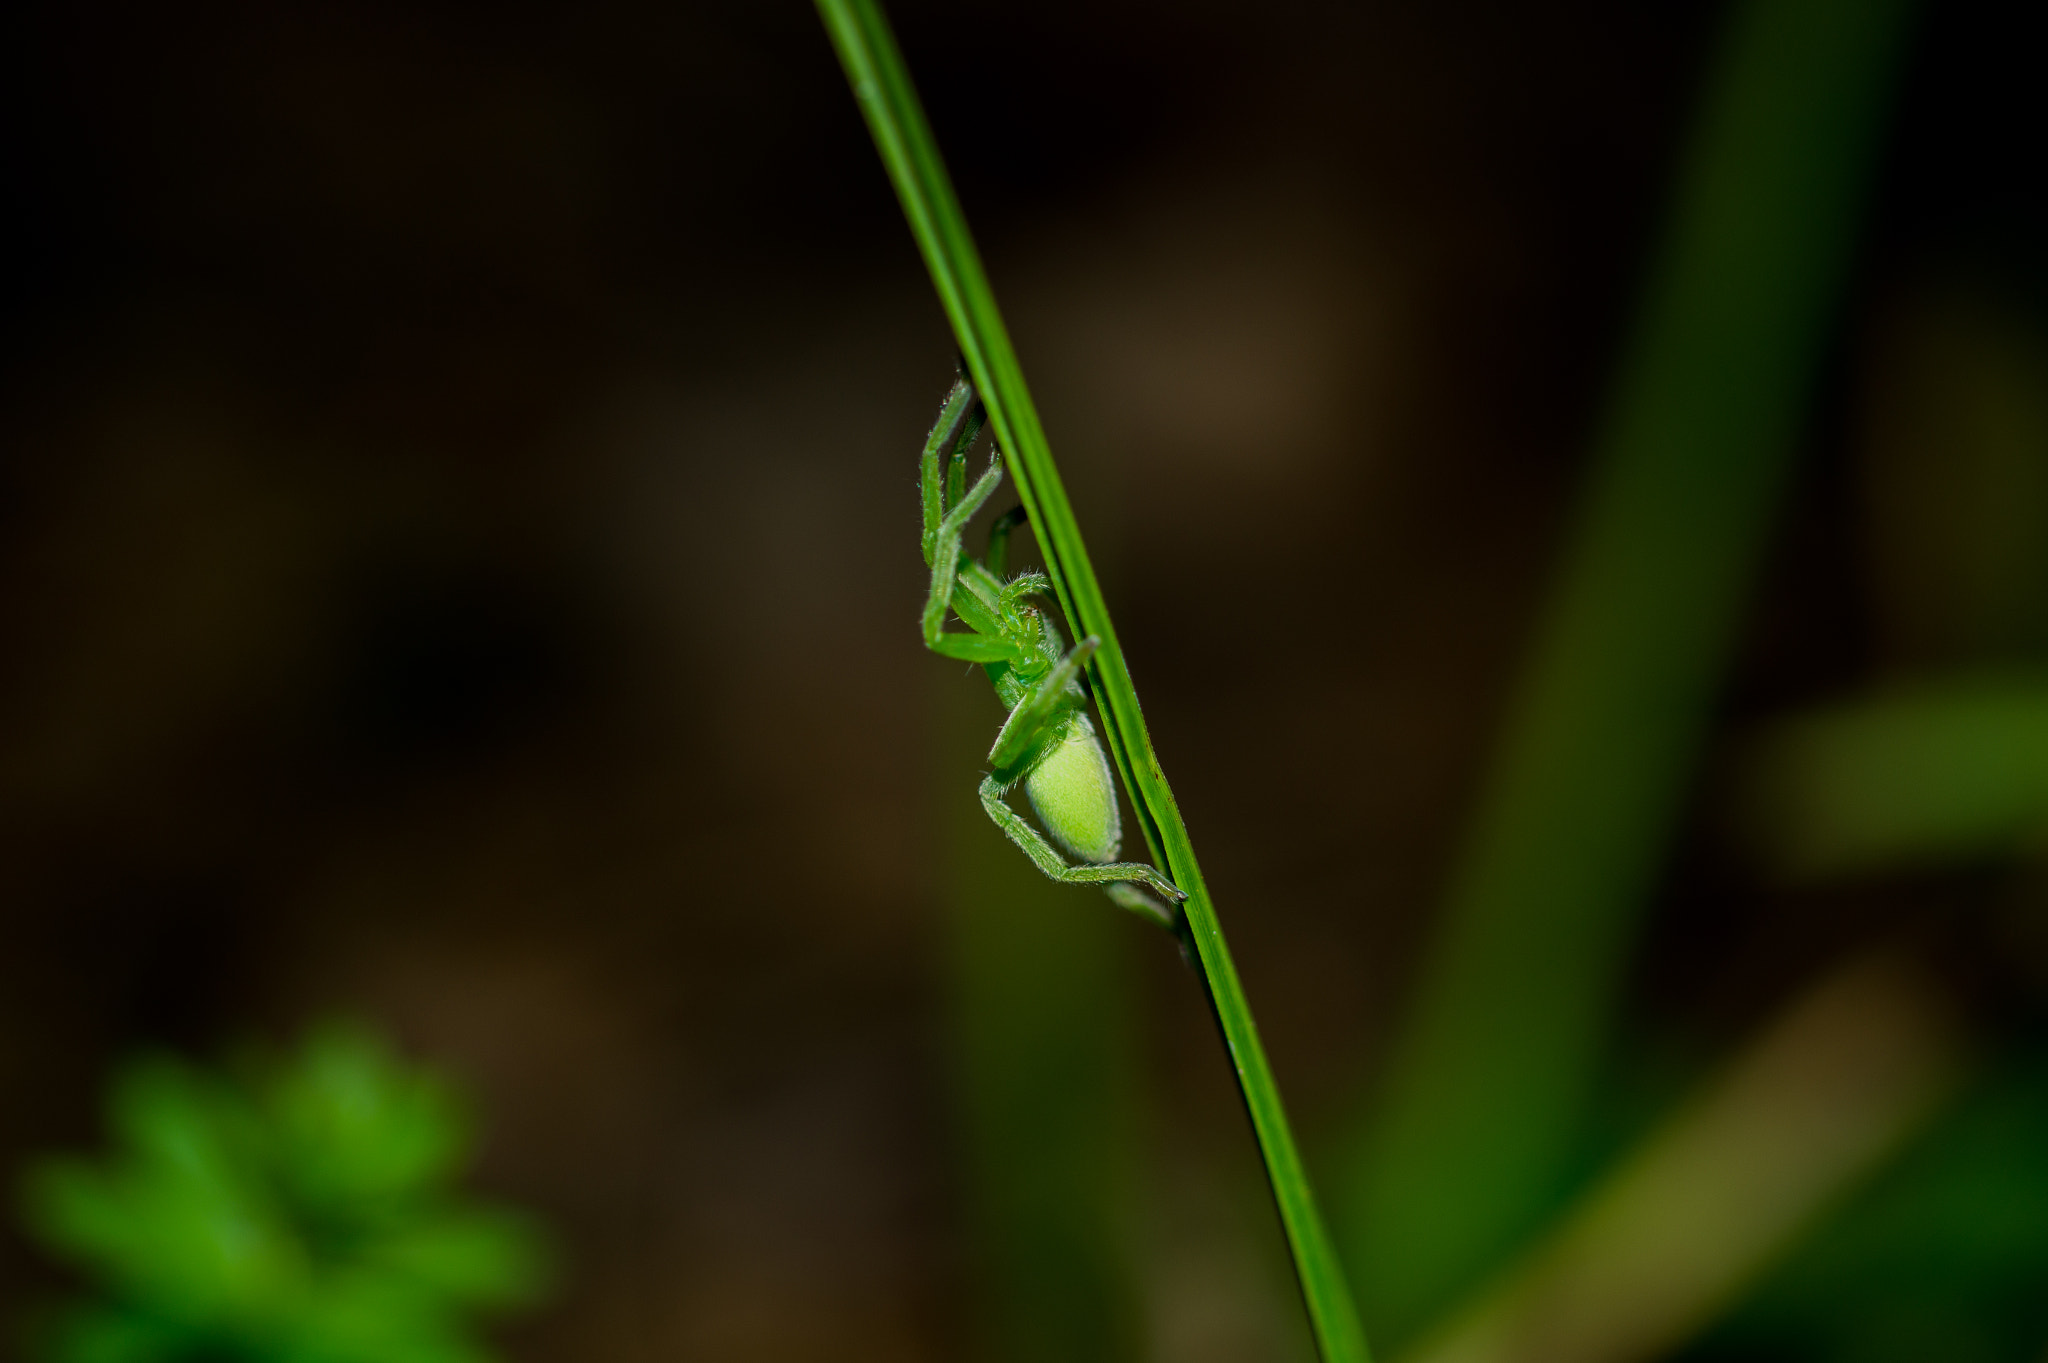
1345 0 1919 1340
17 1023 548 1363
1750 677 2048 878
1751 296 2048 883
1702 1046 2048 1363
1713 288 2048 1362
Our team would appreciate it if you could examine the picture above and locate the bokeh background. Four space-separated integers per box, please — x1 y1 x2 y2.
4 0 2047 1360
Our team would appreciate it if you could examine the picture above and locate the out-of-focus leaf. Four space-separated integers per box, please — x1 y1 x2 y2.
1344 0 1921 1337
1698 1046 2048 1363
23 1062 306 1331
15 1023 549 1363
35 1305 188 1363
264 1022 469 1219
1745 676 2048 878
363 1208 550 1306
1396 953 1964 1363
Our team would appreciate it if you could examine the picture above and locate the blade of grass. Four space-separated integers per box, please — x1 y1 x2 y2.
813 3 1371 1359
1344 0 1918 1340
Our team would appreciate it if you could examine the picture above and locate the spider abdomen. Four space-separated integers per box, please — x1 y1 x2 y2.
1024 711 1122 864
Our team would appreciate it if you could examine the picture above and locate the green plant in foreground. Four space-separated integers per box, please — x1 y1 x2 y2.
916 375 1185 923
814 2 1369 1360
18 1023 547 1363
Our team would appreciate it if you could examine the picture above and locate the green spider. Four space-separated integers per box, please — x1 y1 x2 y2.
918 376 1186 922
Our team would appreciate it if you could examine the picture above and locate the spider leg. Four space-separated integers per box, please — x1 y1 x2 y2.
1104 882 1179 928
920 379 985 567
985 506 1029 578
923 457 1016 662
997 570 1050 606
978 773 1187 904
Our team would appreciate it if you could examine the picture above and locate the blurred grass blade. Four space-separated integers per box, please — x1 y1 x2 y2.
1346 0 1918 1338
1397 952 1962 1363
1706 1040 2048 1360
814 2 1370 1359
1747 675 2048 878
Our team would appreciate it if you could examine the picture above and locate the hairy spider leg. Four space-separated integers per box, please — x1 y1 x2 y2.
995 570 1051 612
977 771 1186 904
918 379 1042 663
985 506 1030 578
919 383 1029 664
919 378 983 568
923 457 1016 663
1103 883 1178 928
971 634 1187 905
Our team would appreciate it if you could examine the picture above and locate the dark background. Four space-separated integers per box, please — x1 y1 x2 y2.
2 1 2044 1359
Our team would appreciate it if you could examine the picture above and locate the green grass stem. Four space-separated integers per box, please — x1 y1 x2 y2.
813 3 1371 1359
